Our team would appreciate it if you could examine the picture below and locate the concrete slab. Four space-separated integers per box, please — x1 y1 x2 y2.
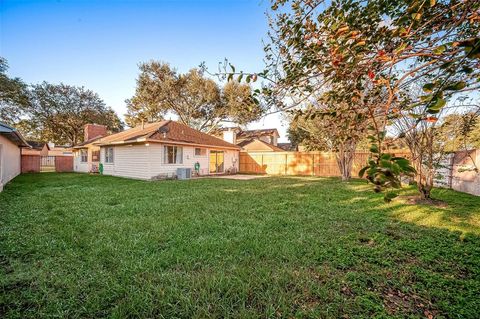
204 174 269 180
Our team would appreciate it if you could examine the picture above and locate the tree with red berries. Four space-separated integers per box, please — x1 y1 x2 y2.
220 0 480 201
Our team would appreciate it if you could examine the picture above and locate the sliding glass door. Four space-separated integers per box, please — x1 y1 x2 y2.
209 151 224 174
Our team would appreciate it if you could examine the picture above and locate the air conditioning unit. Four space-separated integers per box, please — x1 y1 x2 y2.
176 168 192 180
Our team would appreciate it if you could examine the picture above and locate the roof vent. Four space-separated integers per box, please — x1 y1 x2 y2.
158 126 169 138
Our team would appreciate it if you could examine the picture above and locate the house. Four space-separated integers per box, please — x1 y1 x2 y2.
22 141 73 157
48 145 73 157
22 141 50 156
216 127 283 152
277 143 298 151
237 128 280 146
72 124 108 173
237 138 285 152
0 122 30 191
92 121 240 180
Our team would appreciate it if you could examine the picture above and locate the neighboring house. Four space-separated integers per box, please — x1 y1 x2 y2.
22 141 50 156
237 138 285 152
72 124 108 173
216 127 283 152
0 122 30 191
237 128 280 146
92 121 240 180
22 141 73 157
277 143 298 151
48 145 73 156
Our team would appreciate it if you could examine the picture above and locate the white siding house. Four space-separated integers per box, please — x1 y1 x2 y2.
100 144 239 180
0 123 30 191
90 121 240 180
72 124 107 173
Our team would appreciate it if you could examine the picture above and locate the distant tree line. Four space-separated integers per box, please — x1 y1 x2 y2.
0 57 123 146
125 61 264 133
1 57 264 146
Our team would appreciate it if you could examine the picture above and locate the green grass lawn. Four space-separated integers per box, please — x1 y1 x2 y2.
1 173 479 318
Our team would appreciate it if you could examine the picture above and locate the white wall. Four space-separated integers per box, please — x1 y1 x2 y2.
73 150 89 173
100 143 239 180
0 135 21 191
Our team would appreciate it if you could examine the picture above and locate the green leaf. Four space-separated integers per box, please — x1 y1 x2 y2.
445 81 466 91
420 94 432 102
433 45 446 54
358 166 368 178
411 12 422 20
229 64 235 73
381 153 392 161
462 66 474 74
422 83 434 93
395 42 408 53
370 144 379 153
429 98 446 111
380 159 392 168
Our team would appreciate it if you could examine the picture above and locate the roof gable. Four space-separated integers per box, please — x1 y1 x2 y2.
238 138 285 152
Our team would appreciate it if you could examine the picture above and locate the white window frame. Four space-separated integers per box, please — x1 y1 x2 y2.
80 149 88 163
105 147 114 164
194 147 207 157
163 145 183 164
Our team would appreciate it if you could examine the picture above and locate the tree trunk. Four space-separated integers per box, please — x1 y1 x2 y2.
336 141 356 181
413 153 434 200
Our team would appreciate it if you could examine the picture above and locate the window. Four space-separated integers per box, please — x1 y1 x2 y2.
105 147 114 163
194 148 206 156
80 149 88 163
164 146 183 164
92 150 100 162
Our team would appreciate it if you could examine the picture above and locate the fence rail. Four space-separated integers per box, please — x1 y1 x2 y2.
239 151 411 177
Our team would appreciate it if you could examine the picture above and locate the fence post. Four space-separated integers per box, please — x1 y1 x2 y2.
261 154 264 174
285 153 287 175
312 153 315 176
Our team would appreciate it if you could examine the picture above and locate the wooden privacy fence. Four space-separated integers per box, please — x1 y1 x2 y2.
21 155 73 173
239 151 411 177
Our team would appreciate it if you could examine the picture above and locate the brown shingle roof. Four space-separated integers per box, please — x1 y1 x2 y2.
73 135 105 148
26 140 50 150
94 121 240 150
237 128 280 139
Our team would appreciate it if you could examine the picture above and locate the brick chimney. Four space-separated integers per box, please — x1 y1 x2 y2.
84 124 107 141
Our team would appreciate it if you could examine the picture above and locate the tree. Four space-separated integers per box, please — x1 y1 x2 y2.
126 61 263 132
0 57 29 125
436 112 480 152
26 82 124 145
286 86 371 180
219 0 479 200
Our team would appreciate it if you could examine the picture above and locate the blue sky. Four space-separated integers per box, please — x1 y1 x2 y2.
0 0 289 141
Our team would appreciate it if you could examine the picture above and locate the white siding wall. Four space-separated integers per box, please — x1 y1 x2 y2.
224 148 239 173
73 150 89 173
100 143 239 180
0 135 21 191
